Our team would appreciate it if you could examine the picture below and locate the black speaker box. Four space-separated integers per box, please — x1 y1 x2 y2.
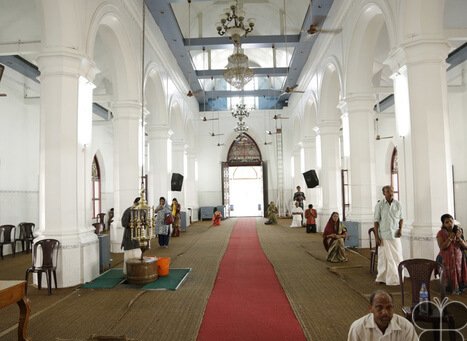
303 169 319 188
171 173 184 191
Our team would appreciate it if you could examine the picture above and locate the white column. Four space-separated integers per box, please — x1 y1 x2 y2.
402 39 452 259
185 147 198 224
301 136 320 210
37 50 99 287
147 125 170 202
340 95 377 246
292 147 303 206
110 101 141 252
318 120 342 228
170 138 186 207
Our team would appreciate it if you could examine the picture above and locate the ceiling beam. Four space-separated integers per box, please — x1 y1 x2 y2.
196 67 288 78
203 89 282 99
184 35 299 50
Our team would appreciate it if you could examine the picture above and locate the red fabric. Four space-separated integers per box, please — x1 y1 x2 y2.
197 218 306 341
304 208 317 224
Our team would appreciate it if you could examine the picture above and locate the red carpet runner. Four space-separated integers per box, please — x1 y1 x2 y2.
197 218 306 341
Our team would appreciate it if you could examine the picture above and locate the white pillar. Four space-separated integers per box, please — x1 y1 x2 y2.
110 101 141 252
185 147 198 224
402 39 452 259
170 138 186 207
37 50 99 287
147 125 170 202
318 120 342 228
301 135 321 211
340 95 377 245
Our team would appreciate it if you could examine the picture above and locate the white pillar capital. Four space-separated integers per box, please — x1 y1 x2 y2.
147 124 171 140
319 120 340 135
111 101 142 120
340 95 375 114
37 49 99 82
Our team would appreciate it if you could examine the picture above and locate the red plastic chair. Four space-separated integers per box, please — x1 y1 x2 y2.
25 239 60 295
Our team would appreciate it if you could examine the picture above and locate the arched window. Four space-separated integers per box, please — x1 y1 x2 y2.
227 133 262 166
391 148 399 201
92 155 101 218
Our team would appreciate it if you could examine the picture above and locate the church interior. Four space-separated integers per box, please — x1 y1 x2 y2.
0 0 467 340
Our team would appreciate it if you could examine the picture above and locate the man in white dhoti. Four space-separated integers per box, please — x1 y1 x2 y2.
290 201 304 227
374 186 404 286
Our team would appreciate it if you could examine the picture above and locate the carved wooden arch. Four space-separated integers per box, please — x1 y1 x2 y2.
226 133 262 166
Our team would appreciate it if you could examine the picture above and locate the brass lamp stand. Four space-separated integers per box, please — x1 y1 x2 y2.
126 188 158 284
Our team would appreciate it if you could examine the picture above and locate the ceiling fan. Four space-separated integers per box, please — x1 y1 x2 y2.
266 128 282 135
187 89 203 97
209 132 224 137
216 142 225 147
305 24 342 36
375 118 392 141
264 141 272 145
201 116 219 122
280 84 305 97
273 114 289 120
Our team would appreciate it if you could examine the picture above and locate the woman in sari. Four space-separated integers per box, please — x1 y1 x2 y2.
436 214 467 294
323 212 348 263
155 197 171 248
212 208 222 226
171 198 181 237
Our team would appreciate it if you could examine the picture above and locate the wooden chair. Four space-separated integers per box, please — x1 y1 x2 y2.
17 222 35 253
368 227 378 274
398 259 455 340
0 224 17 259
25 238 60 295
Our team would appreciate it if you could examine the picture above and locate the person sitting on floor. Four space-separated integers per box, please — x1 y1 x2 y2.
212 208 222 226
290 201 304 228
436 213 467 294
265 201 278 225
323 212 348 263
347 290 419 341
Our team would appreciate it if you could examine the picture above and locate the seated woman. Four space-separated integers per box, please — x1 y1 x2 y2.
212 208 222 226
323 212 348 263
265 201 278 225
290 201 303 227
436 214 467 294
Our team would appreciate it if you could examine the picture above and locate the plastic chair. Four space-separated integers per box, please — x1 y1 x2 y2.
0 224 16 259
92 222 105 235
17 222 35 253
25 239 60 295
368 228 378 274
398 258 455 340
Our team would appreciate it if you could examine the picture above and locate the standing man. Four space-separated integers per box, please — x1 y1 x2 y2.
293 185 306 210
304 204 317 233
347 290 419 340
374 186 404 286
121 197 142 274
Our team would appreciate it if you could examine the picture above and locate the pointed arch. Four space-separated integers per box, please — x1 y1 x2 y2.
227 133 262 166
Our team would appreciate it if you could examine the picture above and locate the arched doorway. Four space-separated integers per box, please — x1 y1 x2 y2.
223 134 265 217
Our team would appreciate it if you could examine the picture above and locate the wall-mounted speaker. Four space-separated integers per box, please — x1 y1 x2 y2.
0 64 4 82
171 173 184 191
303 169 319 188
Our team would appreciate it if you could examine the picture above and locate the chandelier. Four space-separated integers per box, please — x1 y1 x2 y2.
231 103 250 121
234 120 249 133
216 0 255 46
224 46 254 89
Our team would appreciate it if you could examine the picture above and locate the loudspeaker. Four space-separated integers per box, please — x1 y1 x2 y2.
0 64 4 82
171 173 184 191
303 169 319 188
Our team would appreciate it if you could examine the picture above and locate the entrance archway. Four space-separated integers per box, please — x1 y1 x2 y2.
223 134 266 217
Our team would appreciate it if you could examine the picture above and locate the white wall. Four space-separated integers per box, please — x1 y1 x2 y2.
0 68 40 230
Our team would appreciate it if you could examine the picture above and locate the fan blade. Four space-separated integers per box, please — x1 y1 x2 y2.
0 93 6 97
201 116 219 122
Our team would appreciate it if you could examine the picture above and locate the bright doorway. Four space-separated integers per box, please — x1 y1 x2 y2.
229 166 263 217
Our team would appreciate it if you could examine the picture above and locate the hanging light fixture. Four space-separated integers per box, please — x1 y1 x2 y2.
231 103 250 121
216 0 255 46
223 45 254 90
234 120 249 133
